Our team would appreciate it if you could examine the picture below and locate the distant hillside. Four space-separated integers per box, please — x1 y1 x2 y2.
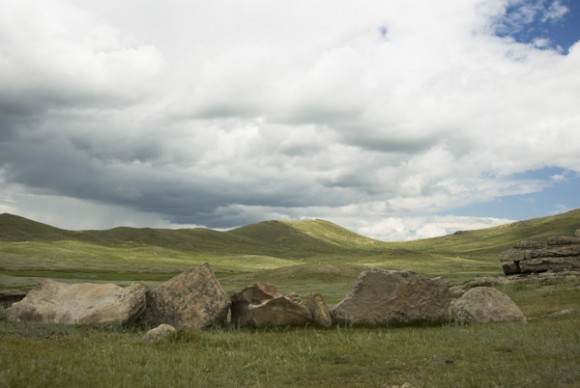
0 213 383 259
0 213 80 242
399 208 580 258
0 209 579 276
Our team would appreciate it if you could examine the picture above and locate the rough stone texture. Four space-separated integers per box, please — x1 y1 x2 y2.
144 263 230 328
513 240 543 249
452 271 580 296
5 280 146 325
498 233 580 275
547 236 580 245
450 287 527 324
575 229 580 238
142 324 176 343
307 293 332 328
230 282 281 326
331 268 451 326
246 296 313 327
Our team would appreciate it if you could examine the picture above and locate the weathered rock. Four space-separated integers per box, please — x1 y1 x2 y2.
514 240 543 249
498 234 580 275
246 296 312 327
501 261 521 276
5 280 146 325
331 268 451 326
230 282 281 326
547 236 580 245
450 287 527 324
575 229 580 238
284 292 303 304
520 256 580 273
498 248 526 263
307 293 332 328
142 324 176 343
144 263 230 328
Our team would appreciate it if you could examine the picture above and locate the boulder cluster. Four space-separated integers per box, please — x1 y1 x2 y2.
4 264 527 335
498 229 580 275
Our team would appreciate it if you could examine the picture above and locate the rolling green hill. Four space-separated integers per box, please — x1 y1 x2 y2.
0 209 579 286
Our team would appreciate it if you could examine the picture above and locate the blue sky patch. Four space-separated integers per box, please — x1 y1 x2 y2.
494 0 580 53
454 167 580 220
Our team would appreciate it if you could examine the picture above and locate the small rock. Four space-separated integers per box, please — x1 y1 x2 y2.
142 324 176 344
547 309 574 318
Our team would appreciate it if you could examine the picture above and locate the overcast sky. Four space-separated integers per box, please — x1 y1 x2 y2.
1 0 579 241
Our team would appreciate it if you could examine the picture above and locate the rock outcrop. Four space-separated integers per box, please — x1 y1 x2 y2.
5 280 146 325
144 263 230 328
498 230 580 275
450 287 527 324
331 268 451 326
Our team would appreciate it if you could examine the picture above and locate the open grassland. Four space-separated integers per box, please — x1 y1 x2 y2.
2 209 579 290
1 211 580 386
1 279 579 387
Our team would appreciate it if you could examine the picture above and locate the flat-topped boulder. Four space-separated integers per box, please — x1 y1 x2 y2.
498 230 580 275
144 263 231 328
330 268 451 326
5 280 146 325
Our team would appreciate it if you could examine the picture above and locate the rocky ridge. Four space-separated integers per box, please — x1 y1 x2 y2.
498 229 580 275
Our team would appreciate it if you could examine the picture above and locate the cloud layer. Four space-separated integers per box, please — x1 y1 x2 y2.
1 0 579 239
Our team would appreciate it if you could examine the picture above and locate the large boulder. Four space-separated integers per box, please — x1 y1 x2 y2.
230 283 316 327
331 268 451 326
144 263 230 328
5 280 146 325
450 287 527 324
247 296 313 327
230 282 281 326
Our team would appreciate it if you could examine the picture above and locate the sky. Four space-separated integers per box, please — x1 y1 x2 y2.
1 0 579 241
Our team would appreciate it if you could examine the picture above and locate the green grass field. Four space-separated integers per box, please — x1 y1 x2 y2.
1 279 579 387
1 210 579 387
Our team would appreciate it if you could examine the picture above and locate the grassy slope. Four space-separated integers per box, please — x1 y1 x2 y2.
1 209 579 288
